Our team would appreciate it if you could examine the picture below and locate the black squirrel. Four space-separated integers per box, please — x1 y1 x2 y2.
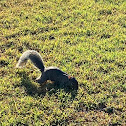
16 50 78 90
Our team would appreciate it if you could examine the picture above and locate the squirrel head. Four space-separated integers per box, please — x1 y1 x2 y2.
69 77 78 90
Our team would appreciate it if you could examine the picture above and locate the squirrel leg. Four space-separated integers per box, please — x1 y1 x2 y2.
36 78 47 89
36 73 47 84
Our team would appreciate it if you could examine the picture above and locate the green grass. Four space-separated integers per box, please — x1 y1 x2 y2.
0 0 126 125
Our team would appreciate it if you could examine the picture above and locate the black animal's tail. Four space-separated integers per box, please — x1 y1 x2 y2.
16 50 45 72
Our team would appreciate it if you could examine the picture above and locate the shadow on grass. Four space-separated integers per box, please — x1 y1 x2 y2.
18 71 78 99
19 71 46 97
47 82 78 99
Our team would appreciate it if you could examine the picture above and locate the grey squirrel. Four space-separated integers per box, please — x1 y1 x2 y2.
16 50 78 90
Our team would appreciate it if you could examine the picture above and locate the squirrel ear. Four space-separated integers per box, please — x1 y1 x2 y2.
68 75 72 79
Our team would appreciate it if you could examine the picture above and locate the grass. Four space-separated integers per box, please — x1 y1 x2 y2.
0 0 126 125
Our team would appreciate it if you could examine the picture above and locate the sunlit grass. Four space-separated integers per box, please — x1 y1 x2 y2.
0 0 126 125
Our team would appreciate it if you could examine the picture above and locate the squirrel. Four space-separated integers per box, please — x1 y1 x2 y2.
16 50 78 90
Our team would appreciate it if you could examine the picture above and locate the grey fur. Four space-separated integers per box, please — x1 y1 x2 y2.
16 50 78 90
16 50 44 72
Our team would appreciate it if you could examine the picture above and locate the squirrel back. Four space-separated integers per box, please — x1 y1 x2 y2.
16 50 45 72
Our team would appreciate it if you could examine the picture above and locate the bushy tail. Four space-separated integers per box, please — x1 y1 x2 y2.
16 50 45 72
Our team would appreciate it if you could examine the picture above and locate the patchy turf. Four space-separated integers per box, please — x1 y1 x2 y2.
0 0 126 125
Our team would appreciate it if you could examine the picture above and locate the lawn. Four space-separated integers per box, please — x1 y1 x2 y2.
0 0 126 125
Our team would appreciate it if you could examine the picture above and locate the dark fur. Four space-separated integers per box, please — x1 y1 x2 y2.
16 50 78 90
